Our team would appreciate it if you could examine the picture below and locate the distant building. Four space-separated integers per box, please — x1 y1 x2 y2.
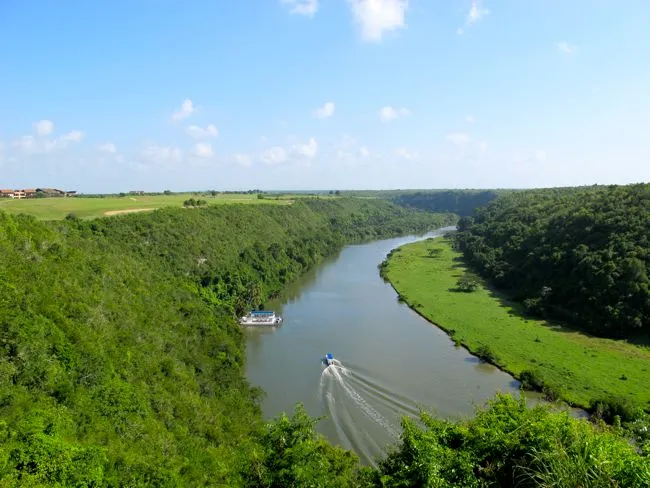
129 190 145 196
0 189 15 198
36 188 65 196
23 189 37 198
12 190 26 199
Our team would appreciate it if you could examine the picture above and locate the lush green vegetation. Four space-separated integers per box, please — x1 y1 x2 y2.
381 238 650 415
456 184 650 338
0 193 292 220
393 189 501 216
371 394 649 487
0 199 454 485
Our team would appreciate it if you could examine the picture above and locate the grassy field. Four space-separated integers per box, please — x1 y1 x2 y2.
383 237 650 411
0 193 295 220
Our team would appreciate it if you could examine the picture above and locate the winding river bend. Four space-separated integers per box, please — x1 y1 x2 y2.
245 228 521 465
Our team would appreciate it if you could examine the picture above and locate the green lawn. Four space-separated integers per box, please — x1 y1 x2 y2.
0 193 293 220
384 237 650 411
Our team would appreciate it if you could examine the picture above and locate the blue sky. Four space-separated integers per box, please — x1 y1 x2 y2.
1 1 649 192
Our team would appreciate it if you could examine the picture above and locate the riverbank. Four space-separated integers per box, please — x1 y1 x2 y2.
382 237 650 412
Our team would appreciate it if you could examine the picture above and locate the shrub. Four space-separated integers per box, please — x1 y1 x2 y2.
454 272 479 292
591 396 644 423
475 344 498 364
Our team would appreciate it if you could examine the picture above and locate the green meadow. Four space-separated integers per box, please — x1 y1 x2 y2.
0 193 294 220
383 237 650 411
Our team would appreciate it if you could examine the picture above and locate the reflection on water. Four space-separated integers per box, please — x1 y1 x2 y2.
245 227 527 465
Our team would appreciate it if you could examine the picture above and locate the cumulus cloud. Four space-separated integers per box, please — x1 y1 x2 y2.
234 153 253 167
98 143 117 153
60 130 85 143
446 132 471 146
394 147 418 160
141 145 182 163
313 102 335 119
261 146 288 165
186 124 219 139
172 99 195 121
349 0 408 42
192 143 215 159
12 123 85 155
337 135 371 162
292 137 318 159
556 41 577 56
458 0 489 34
378 106 410 122
33 119 54 136
282 0 318 16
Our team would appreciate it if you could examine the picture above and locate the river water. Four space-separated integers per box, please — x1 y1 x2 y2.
244 228 522 465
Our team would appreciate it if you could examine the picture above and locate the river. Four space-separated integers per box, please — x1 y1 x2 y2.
244 228 522 465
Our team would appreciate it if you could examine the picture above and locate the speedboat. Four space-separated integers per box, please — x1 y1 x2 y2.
322 353 335 367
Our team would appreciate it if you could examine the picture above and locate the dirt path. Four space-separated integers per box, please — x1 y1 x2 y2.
104 207 158 216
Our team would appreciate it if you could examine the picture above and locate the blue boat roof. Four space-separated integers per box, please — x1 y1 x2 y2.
251 310 274 315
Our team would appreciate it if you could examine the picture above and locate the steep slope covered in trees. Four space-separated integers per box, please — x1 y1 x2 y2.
0 199 453 485
456 184 650 338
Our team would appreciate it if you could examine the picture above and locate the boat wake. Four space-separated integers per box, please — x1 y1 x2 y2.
319 360 420 466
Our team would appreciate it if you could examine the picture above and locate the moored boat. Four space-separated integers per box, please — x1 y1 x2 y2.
239 310 283 326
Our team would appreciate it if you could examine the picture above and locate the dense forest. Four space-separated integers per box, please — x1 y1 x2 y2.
392 190 501 217
456 184 650 338
0 199 453 485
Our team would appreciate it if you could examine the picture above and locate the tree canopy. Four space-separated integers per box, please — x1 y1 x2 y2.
456 184 650 338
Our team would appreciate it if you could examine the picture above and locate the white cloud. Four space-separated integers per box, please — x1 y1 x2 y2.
535 149 547 162
446 132 471 145
313 102 335 119
61 130 85 143
282 0 318 16
33 120 54 136
458 0 489 34
466 114 476 123
556 41 577 56
12 127 84 155
337 135 371 162
349 0 408 42
261 146 288 165
234 153 253 167
292 137 318 159
192 143 215 159
141 145 182 163
171 99 195 121
13 135 36 152
394 147 418 160
98 143 117 153
468 0 489 24
186 124 219 139
378 106 410 122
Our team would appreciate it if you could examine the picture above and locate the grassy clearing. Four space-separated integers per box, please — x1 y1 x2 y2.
383 237 650 411
0 193 294 220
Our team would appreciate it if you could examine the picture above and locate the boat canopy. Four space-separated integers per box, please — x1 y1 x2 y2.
251 310 275 315
326 353 333 360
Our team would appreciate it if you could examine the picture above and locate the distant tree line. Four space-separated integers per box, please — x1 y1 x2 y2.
393 189 502 217
455 184 650 338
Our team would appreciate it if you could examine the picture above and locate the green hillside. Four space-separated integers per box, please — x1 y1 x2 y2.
0 199 453 485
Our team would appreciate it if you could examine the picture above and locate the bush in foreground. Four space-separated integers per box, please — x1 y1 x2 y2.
371 394 649 488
